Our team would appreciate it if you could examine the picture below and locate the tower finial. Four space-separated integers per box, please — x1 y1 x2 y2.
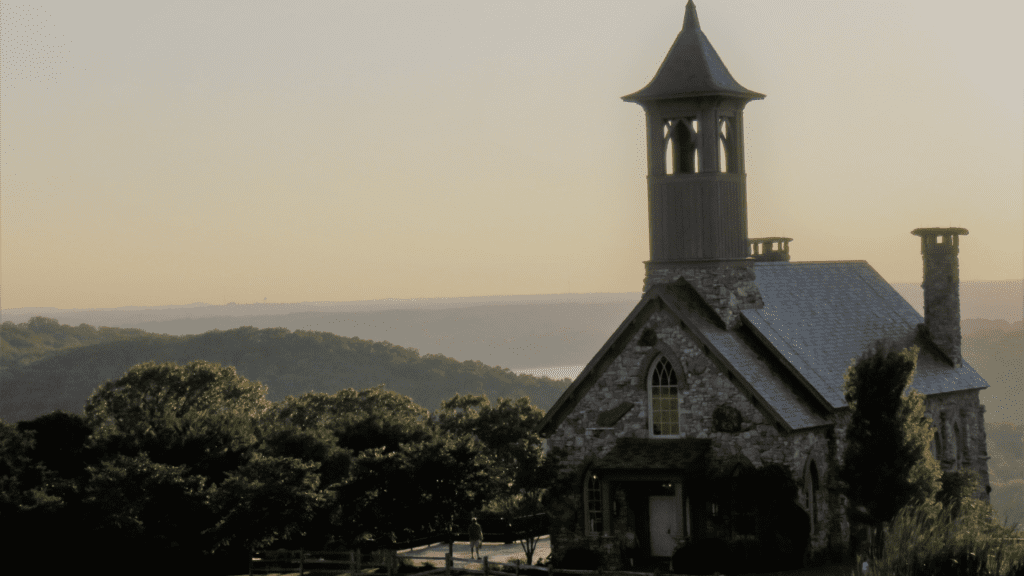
683 0 700 31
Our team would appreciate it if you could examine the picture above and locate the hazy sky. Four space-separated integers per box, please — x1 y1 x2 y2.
2 0 1021 310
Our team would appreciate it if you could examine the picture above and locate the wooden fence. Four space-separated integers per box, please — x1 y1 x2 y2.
403 553 667 576
249 548 394 576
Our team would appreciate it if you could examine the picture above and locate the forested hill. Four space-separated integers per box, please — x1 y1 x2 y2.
0 319 570 423
1 317 152 367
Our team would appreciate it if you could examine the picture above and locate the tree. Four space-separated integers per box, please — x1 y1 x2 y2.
85 361 270 482
434 394 545 497
485 452 559 565
253 415 353 549
841 340 942 530
0 420 64 528
83 453 213 569
334 432 491 547
273 386 434 455
208 453 326 552
17 410 96 481
435 395 549 563
81 361 329 565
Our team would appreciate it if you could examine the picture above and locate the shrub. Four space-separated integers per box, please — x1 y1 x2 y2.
869 500 1024 576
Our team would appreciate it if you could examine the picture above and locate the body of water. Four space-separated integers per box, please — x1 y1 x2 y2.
514 365 586 381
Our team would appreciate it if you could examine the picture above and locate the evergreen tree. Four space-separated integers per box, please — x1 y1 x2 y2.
841 340 942 527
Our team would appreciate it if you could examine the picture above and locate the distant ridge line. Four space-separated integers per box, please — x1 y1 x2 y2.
2 292 643 316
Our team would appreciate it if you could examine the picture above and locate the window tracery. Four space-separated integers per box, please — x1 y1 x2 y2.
648 355 680 436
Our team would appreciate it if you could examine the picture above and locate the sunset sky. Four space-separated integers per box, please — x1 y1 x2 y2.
2 0 1021 310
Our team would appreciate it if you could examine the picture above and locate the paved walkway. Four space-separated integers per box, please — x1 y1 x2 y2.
399 536 551 568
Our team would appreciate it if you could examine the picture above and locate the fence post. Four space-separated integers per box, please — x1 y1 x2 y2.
248 555 253 576
484 556 489 576
299 549 305 576
445 552 452 576
515 559 521 576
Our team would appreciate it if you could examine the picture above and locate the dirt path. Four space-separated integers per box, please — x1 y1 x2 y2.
399 536 552 567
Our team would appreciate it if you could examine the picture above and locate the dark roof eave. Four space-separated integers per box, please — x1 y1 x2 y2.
622 90 766 104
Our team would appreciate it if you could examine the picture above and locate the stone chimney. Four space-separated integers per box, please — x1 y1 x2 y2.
911 227 968 366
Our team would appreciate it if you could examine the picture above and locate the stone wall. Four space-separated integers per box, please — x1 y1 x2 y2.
546 304 841 562
924 390 990 501
643 261 763 329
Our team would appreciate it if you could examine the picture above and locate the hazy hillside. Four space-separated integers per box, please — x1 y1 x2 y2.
0 324 569 423
2 312 1019 424
987 422 1024 524
0 317 156 367
3 295 642 371
965 320 1024 425
3 280 1017 371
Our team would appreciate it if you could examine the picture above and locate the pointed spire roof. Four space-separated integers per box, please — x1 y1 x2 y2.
623 0 764 103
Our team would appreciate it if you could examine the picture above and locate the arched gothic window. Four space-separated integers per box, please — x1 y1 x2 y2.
804 460 820 534
585 473 604 534
952 423 967 471
648 355 680 436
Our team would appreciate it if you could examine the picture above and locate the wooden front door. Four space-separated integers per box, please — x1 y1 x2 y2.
649 495 680 557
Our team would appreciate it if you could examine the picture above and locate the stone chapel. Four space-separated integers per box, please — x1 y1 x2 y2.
536 1 990 571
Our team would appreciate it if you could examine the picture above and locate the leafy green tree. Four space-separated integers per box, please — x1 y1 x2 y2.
435 394 549 561
81 361 332 563
337 434 491 547
253 416 353 549
841 341 942 528
434 394 545 497
86 361 270 482
17 410 96 481
273 386 434 455
209 453 326 552
82 453 214 574
0 420 64 521
485 452 559 564
257 421 352 488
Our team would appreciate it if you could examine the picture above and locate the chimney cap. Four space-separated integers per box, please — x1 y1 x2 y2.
912 227 969 237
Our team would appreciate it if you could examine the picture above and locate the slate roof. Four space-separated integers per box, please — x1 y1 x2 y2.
745 261 989 409
622 0 764 103
659 286 830 431
536 260 989 438
595 438 711 471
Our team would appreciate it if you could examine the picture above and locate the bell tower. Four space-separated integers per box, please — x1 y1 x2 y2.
625 1 765 327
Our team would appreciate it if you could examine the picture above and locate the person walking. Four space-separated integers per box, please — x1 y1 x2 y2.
469 517 484 560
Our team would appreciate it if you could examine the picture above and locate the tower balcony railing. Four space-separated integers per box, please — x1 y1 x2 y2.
748 237 792 262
